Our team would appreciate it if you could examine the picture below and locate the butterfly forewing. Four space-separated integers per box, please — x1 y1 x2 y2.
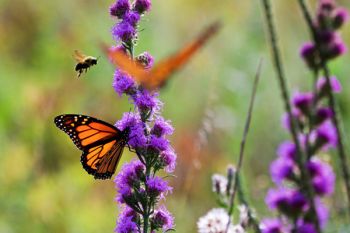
54 114 128 179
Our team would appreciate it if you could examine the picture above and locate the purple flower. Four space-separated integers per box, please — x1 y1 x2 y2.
300 42 317 68
327 40 347 59
115 160 145 188
315 107 333 125
281 108 302 131
315 120 338 150
115 112 140 131
333 7 349 29
270 157 294 184
110 0 130 18
297 223 316 233
112 21 136 42
277 141 296 160
266 188 308 217
260 218 287 233
315 198 329 228
159 148 177 173
307 159 335 196
149 135 170 152
292 92 314 115
316 76 342 96
124 11 141 27
134 0 152 14
136 52 154 69
132 89 158 113
115 206 139 233
151 117 174 137
146 176 172 197
151 206 174 231
113 69 136 96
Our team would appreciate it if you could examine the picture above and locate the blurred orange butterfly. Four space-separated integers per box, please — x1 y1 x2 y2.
106 21 221 90
54 114 129 179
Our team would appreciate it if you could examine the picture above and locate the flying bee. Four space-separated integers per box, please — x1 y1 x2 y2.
73 50 98 77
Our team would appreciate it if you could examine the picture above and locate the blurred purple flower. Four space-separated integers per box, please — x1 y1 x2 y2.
151 117 174 137
146 176 172 198
315 120 338 150
124 11 141 26
110 0 130 18
260 218 287 233
160 148 177 173
270 157 294 184
307 159 335 196
292 92 314 115
134 0 152 14
151 206 174 231
113 69 136 96
277 141 296 160
115 206 139 233
136 52 154 69
112 21 136 42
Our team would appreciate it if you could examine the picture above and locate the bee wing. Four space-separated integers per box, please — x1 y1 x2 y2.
73 50 87 62
145 21 221 90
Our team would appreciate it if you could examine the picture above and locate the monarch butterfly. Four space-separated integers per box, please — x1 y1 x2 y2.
73 50 98 78
106 21 221 90
54 114 129 179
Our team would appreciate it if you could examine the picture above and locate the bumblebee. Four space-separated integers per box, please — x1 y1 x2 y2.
73 50 98 77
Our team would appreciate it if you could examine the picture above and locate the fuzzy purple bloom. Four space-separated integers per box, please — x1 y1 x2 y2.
315 120 338 150
113 69 136 96
112 21 136 42
151 206 174 231
160 148 177 173
124 11 141 26
292 92 314 115
270 157 294 184
110 0 130 18
297 223 316 233
307 159 335 196
151 117 174 137
277 141 296 160
132 90 158 113
115 206 139 233
315 198 329 228
333 7 349 29
260 218 286 233
281 108 301 131
327 40 347 58
149 135 170 152
134 0 151 14
315 107 333 125
300 42 317 67
146 176 172 197
316 76 342 95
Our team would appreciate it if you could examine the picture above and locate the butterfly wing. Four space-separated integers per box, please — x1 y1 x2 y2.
146 21 221 89
54 114 127 179
106 21 221 90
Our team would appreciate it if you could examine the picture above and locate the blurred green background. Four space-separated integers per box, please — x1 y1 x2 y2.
1 0 350 232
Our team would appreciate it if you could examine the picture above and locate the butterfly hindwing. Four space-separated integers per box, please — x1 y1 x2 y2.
54 114 128 179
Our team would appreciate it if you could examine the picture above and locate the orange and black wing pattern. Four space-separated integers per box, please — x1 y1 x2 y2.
54 114 128 179
107 21 221 90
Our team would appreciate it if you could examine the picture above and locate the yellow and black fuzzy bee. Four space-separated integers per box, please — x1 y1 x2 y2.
73 50 98 77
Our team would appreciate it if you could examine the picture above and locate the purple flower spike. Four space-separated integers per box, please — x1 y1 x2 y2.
110 0 130 18
149 135 169 153
333 7 349 29
115 112 139 131
112 21 136 42
151 206 174 231
146 176 172 198
115 206 139 233
134 0 152 14
307 159 335 196
132 89 158 114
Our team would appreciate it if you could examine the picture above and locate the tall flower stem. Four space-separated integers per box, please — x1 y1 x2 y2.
225 59 263 232
297 0 350 215
260 0 321 231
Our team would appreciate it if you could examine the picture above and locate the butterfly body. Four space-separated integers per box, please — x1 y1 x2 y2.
54 114 129 179
73 50 98 78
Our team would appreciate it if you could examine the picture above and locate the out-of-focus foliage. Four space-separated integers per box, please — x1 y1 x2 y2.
0 0 349 232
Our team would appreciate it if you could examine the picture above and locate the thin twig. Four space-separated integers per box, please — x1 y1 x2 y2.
297 0 350 216
260 0 321 232
225 59 263 232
